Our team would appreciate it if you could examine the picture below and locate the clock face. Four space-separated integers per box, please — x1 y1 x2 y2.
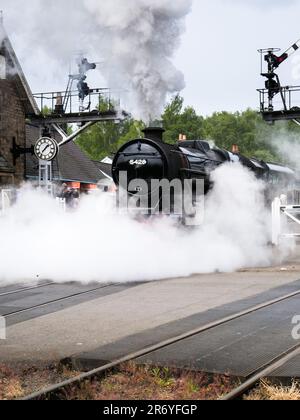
34 137 58 161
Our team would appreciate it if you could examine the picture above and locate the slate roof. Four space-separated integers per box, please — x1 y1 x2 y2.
56 142 103 184
93 161 113 179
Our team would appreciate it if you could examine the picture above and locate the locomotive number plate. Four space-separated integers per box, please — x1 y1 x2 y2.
129 160 147 166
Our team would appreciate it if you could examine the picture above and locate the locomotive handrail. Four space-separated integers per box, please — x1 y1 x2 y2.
117 152 160 157
180 168 207 177
171 150 224 165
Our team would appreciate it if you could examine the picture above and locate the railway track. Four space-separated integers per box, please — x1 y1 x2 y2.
22 288 300 400
0 281 54 298
221 345 300 400
1 282 121 319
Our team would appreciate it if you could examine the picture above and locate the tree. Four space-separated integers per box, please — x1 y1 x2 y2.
203 109 281 162
116 120 145 148
77 119 124 160
75 94 300 167
162 95 205 143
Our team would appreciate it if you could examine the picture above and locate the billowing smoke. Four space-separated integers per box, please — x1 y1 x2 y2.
0 22 4 43
0 0 192 120
269 125 300 171
83 0 192 120
0 164 274 285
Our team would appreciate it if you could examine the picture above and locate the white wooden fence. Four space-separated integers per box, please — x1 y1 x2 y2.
56 197 66 212
0 189 13 216
272 195 300 245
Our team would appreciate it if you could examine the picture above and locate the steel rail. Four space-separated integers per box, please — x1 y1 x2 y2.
0 282 54 298
221 345 300 400
23 288 300 400
3 283 121 319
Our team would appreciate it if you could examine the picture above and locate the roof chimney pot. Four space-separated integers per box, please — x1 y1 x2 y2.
232 144 240 154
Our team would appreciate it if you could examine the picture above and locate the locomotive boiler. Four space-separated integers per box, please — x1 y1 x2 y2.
112 126 295 221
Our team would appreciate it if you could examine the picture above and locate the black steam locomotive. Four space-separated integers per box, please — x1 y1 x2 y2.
112 127 295 219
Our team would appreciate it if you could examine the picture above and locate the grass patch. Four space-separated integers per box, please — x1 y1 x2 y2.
7 363 299 400
0 363 79 400
63 363 238 400
246 380 300 401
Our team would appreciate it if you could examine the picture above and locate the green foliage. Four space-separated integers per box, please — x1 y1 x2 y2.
116 120 145 149
75 95 300 165
75 96 145 160
150 367 176 388
163 95 205 144
202 108 280 161
187 380 200 394
41 106 51 116
76 118 144 161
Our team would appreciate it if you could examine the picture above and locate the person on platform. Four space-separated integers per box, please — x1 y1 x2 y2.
70 188 80 209
58 183 69 199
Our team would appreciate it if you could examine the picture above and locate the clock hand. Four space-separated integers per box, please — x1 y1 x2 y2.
41 145 50 154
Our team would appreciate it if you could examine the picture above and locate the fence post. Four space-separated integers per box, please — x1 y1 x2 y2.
56 197 66 212
272 197 282 246
1 189 12 216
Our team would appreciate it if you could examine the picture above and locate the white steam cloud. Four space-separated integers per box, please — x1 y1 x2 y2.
1 0 192 119
269 125 300 171
0 165 274 285
84 0 192 120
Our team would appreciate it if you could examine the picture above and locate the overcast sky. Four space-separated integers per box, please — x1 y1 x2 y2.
1 0 300 116
176 0 300 115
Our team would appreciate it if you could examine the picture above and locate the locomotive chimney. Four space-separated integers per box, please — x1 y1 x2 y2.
143 127 165 142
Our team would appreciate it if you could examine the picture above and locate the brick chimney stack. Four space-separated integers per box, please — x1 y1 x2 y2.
232 144 240 154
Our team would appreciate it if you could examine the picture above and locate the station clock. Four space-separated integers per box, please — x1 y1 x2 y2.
34 137 59 161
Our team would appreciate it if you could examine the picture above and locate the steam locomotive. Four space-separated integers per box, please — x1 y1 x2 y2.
112 127 295 220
